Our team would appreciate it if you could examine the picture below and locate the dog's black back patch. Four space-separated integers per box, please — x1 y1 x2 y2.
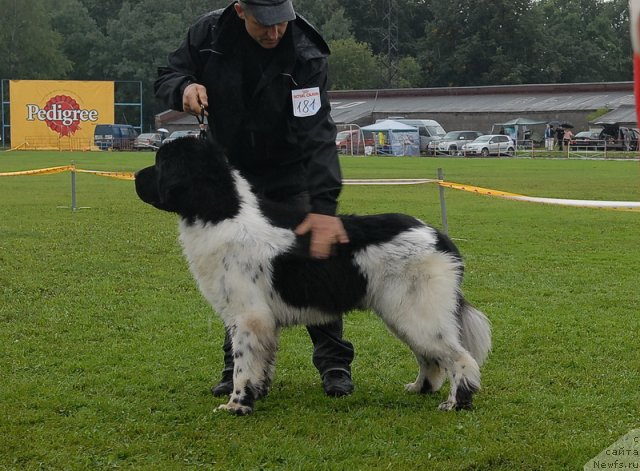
271 213 429 314
340 213 425 250
271 254 367 315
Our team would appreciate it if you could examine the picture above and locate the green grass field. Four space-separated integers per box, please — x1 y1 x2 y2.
1 150 639 470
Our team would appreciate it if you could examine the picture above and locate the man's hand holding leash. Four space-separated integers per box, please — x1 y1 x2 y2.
183 83 209 115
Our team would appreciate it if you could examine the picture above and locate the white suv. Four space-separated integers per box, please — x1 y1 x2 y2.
461 134 516 157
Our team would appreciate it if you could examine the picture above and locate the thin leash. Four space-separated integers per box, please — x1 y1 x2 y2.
196 104 207 140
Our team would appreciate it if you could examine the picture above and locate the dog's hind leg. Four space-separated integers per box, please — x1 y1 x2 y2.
377 301 480 409
405 354 446 394
437 301 489 410
217 315 278 416
399 326 480 409
391 325 479 408
370 250 483 410
437 351 480 411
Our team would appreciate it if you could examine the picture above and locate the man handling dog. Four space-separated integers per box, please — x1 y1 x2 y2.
155 0 355 398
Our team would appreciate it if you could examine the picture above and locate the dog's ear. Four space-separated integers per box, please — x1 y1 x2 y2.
153 137 241 222
158 137 226 175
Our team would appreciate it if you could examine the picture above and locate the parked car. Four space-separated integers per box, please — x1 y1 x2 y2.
161 130 200 145
428 130 484 155
133 132 162 151
461 134 516 157
595 124 639 151
569 130 603 150
93 124 138 151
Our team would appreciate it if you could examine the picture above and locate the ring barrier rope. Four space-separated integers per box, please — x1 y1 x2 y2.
437 181 640 211
0 165 75 177
343 178 438 185
74 169 136 181
1 167 639 213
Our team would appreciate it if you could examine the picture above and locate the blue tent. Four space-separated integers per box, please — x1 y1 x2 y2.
361 120 420 156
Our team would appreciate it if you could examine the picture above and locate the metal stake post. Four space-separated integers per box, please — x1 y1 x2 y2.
71 162 77 211
437 168 448 235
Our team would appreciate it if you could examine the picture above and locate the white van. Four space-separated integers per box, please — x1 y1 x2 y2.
380 118 446 153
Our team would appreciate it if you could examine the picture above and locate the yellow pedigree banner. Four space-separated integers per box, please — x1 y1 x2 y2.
10 80 115 150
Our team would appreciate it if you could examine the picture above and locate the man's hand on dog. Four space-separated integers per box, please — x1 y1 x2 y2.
183 83 209 115
295 213 349 259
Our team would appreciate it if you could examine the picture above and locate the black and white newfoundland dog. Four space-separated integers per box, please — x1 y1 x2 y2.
135 137 491 415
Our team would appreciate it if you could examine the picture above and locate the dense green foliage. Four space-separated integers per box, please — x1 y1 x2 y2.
1 152 639 469
0 0 633 129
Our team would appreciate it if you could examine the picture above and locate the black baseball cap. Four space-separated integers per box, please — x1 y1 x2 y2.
239 0 295 26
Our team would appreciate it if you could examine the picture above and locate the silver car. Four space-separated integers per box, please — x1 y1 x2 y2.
133 132 162 151
428 131 484 155
461 134 516 157
162 130 200 145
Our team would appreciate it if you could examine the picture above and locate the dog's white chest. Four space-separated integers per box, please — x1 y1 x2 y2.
178 212 294 316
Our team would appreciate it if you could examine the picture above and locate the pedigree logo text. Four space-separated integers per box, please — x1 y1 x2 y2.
26 95 99 137
10 80 114 149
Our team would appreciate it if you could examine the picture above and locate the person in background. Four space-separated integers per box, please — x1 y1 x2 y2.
544 124 555 151
154 0 355 398
556 126 565 151
562 127 574 151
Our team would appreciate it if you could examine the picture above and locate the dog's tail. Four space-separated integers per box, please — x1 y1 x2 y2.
458 298 491 366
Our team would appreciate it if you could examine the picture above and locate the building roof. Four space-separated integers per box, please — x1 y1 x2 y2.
155 82 637 131
155 109 202 127
590 104 637 126
328 82 635 124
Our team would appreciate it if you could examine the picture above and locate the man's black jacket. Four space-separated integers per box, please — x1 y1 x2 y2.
155 3 342 215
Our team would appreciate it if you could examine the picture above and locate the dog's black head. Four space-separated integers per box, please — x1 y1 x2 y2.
135 137 240 224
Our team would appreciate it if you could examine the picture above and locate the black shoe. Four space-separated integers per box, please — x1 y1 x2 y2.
322 370 354 397
211 370 233 397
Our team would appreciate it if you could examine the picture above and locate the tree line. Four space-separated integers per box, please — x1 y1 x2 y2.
0 0 632 130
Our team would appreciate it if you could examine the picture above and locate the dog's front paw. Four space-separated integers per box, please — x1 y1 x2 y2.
217 401 253 416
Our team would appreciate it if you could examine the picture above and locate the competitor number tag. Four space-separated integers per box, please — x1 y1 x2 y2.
292 87 320 117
